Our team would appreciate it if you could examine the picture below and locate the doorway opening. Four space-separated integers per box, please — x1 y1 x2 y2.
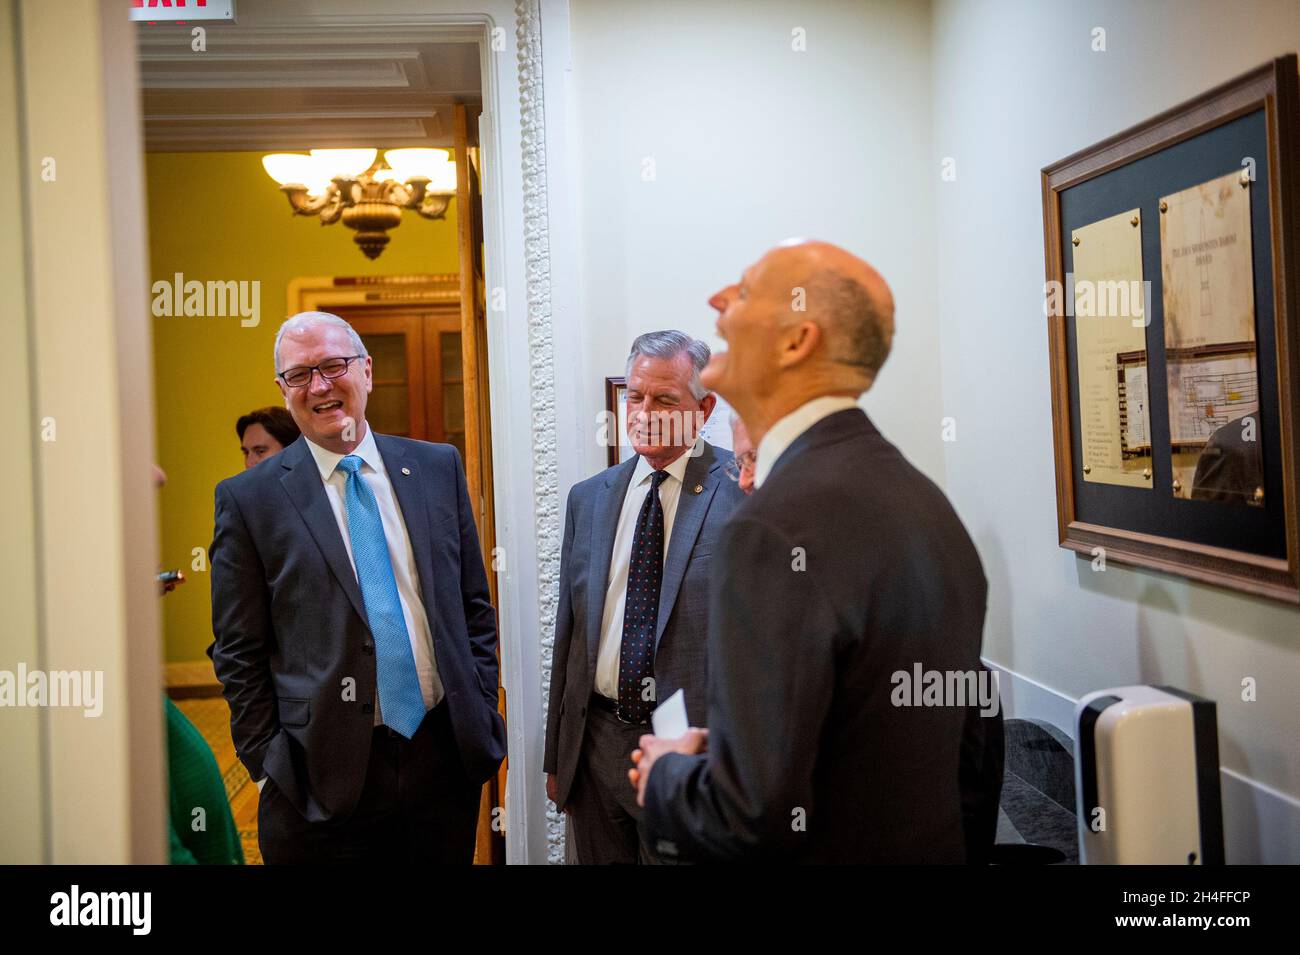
140 16 504 864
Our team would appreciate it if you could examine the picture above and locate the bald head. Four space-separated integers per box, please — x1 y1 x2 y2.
702 240 895 443
762 239 895 385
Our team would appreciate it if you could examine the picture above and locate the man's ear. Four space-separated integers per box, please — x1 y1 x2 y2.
275 376 288 401
698 392 718 425
778 320 821 368
363 355 374 393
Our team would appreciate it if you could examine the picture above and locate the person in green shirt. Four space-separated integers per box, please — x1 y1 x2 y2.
166 695 245 865
155 463 244 865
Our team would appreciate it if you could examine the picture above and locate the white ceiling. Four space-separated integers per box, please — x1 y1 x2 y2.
137 24 482 152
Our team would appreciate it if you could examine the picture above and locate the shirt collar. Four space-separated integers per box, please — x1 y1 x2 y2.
304 421 383 482
754 396 862 489
632 440 697 488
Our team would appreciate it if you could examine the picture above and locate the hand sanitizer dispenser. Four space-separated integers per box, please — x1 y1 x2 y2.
1075 685 1223 864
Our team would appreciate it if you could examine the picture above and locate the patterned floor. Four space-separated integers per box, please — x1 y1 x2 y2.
174 696 263 865
168 662 501 865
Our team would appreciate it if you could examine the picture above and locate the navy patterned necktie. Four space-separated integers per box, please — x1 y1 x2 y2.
618 469 670 723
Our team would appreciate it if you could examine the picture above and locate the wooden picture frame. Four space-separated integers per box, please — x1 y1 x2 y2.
605 376 630 468
1041 54 1300 603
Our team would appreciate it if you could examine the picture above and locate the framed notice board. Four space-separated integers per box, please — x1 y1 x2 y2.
1041 55 1300 602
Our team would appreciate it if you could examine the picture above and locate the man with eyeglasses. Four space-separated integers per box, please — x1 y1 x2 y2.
726 412 758 495
209 310 505 863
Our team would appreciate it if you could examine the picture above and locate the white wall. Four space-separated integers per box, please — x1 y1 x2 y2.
8 0 164 862
564 0 1300 861
932 0 1300 861
567 0 945 486
1 0 44 863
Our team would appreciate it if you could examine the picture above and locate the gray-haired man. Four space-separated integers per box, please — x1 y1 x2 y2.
543 330 745 863
210 311 505 863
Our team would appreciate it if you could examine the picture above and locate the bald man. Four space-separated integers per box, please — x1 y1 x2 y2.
629 240 994 862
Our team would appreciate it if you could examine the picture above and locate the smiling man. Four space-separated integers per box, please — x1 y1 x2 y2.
209 310 505 863
544 330 744 864
628 241 996 863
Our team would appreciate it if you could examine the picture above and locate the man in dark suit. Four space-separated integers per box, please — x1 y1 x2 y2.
630 240 993 862
210 311 505 864
544 331 744 864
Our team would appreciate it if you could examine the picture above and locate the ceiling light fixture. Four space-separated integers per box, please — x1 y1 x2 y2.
261 147 458 259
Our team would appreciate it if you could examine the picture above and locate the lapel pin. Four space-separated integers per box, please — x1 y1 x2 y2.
693 484 703 494
401 467 411 476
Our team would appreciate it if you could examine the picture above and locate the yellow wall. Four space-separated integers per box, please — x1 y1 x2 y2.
148 151 462 661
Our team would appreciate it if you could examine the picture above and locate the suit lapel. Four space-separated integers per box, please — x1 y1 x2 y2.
279 438 370 629
654 441 720 649
587 455 638 672
375 435 437 626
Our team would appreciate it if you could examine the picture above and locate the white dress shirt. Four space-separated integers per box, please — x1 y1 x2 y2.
258 426 437 792
593 445 696 700
304 424 444 724
753 395 863 489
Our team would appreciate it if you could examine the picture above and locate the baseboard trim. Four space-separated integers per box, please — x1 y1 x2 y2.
984 658 1300 864
983 658 1078 739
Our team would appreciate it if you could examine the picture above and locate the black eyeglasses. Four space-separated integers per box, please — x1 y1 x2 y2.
278 355 364 388
723 450 757 482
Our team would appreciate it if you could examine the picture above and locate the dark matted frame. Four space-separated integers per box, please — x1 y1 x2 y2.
605 376 628 467
1042 55 1300 603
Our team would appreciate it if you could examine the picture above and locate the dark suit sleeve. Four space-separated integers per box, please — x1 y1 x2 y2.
543 489 578 775
209 481 278 782
643 514 839 861
959 684 1004 864
450 447 500 710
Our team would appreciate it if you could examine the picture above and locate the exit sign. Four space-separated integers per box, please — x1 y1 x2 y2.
129 0 236 22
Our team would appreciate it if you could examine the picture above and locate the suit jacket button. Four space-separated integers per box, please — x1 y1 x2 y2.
362 644 374 654
361 703 374 714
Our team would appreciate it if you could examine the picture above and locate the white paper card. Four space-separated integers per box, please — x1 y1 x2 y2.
652 688 689 739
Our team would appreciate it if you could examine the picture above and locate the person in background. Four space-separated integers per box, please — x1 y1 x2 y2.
166 695 246 865
725 411 757 495
154 464 244 865
237 406 301 469
1191 413 1264 504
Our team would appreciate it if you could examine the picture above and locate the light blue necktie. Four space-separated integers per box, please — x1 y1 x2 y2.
336 455 426 738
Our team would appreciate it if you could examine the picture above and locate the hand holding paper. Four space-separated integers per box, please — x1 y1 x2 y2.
629 690 708 806
651 688 689 739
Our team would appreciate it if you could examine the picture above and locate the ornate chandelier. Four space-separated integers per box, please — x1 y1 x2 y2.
261 148 457 260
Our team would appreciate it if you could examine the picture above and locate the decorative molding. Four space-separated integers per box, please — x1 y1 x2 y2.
137 25 482 152
138 50 427 89
287 273 462 314
516 0 565 865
